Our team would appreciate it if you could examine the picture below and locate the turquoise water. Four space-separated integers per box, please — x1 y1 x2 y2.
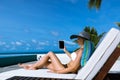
0 51 66 58
0 51 65 67
0 52 41 58
0 52 38 67
0 54 36 58
0 51 47 58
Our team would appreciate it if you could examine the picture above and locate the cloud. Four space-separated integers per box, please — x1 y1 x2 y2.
0 36 3 39
31 39 49 46
15 41 22 46
64 0 78 4
0 41 6 46
87 18 97 23
5 45 10 48
24 28 31 33
69 0 78 3
0 39 50 51
32 39 37 43
26 43 31 47
10 46 16 50
11 41 15 45
64 40 75 45
51 31 59 36
38 41 49 46
53 43 57 47
11 41 23 46
26 47 30 50
36 47 44 50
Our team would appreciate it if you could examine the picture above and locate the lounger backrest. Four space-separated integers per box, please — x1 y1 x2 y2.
86 29 120 80
95 33 106 48
75 28 120 80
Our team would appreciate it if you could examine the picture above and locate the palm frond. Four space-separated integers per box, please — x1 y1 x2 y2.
88 0 96 9
96 0 102 9
115 22 120 27
88 0 102 10
84 26 91 33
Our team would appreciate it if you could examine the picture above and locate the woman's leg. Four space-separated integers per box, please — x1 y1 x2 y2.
18 54 51 70
18 64 34 70
19 51 65 70
44 51 65 71
31 51 65 70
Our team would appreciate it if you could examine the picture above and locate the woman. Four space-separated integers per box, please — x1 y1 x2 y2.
19 31 92 74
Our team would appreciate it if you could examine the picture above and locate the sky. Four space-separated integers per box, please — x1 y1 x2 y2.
0 0 120 53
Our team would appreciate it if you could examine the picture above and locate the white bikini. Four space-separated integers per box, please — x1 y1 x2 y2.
71 52 77 61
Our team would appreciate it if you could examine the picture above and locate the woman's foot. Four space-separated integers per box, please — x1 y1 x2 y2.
18 63 36 70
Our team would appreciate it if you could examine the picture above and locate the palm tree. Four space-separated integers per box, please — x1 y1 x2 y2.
115 22 120 28
88 0 102 10
73 26 105 47
84 26 105 46
115 22 120 48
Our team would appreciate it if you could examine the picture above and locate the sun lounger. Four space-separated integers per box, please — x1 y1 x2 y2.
0 28 120 80
75 27 120 80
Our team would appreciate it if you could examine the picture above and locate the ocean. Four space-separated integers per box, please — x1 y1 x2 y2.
0 50 67 58
0 51 66 67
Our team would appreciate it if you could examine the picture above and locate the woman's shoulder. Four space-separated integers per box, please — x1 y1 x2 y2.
74 48 80 52
75 48 83 52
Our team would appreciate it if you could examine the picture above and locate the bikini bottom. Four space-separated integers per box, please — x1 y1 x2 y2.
63 64 68 68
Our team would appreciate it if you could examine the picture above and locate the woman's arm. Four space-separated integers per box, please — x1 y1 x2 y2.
63 46 71 59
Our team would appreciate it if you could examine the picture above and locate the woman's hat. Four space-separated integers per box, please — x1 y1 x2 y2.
70 31 90 40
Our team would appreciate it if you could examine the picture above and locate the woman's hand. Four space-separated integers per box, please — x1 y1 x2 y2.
63 46 67 52
63 46 71 58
